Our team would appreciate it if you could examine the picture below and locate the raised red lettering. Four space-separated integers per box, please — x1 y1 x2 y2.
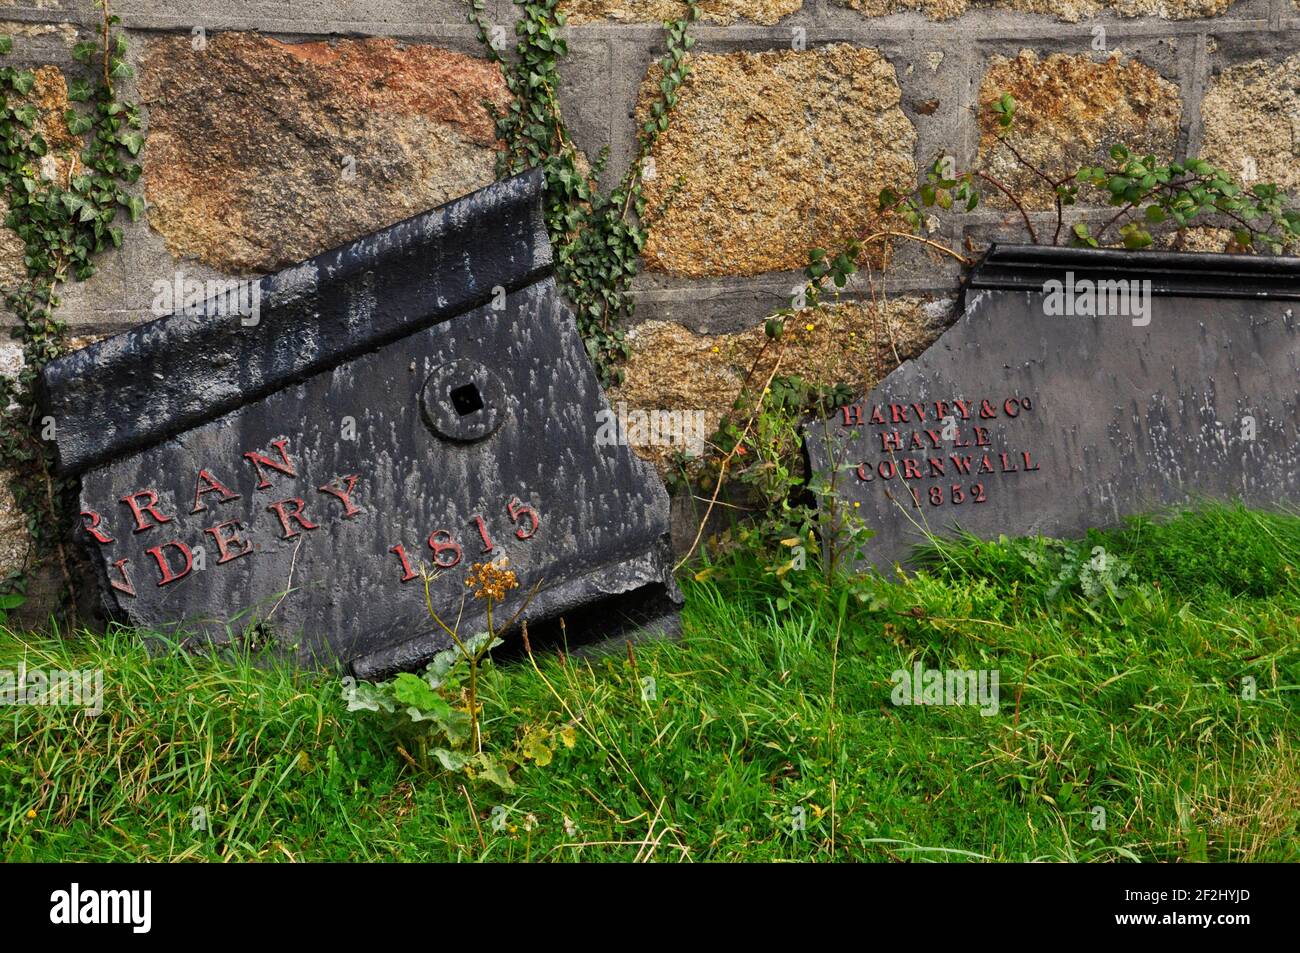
472 515 495 553
428 529 462 568
389 543 417 582
318 474 362 518
204 519 254 564
121 490 173 534
109 557 135 597
267 498 319 540
146 541 193 587
243 438 296 489
507 497 539 540
191 469 240 514
81 509 114 544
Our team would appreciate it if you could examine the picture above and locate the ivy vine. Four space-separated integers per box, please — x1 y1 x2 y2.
469 0 699 386
0 0 143 616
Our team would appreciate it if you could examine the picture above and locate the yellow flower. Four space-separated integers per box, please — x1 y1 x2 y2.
465 561 520 601
853 501 861 508
25 809 36 819
805 323 815 332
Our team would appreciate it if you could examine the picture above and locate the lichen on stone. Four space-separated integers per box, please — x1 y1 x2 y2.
0 19 79 47
837 0 1234 21
1159 226 1234 252
638 44 917 278
561 0 803 25
978 51 1181 212
1200 53 1300 194
838 0 968 19
0 198 27 290
610 296 953 468
27 65 76 153
0 468 27 575
140 33 509 274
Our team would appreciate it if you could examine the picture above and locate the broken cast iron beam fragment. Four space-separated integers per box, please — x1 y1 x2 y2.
39 169 682 678
806 243 1300 573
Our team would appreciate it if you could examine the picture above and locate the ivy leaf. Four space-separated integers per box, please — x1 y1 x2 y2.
119 131 143 155
64 109 93 136
72 40 97 63
67 78 92 102
0 36 12 56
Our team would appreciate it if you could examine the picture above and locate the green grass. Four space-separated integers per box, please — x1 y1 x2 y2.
3 503 1298 861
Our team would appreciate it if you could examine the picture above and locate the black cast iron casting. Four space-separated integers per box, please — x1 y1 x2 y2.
39 170 681 677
